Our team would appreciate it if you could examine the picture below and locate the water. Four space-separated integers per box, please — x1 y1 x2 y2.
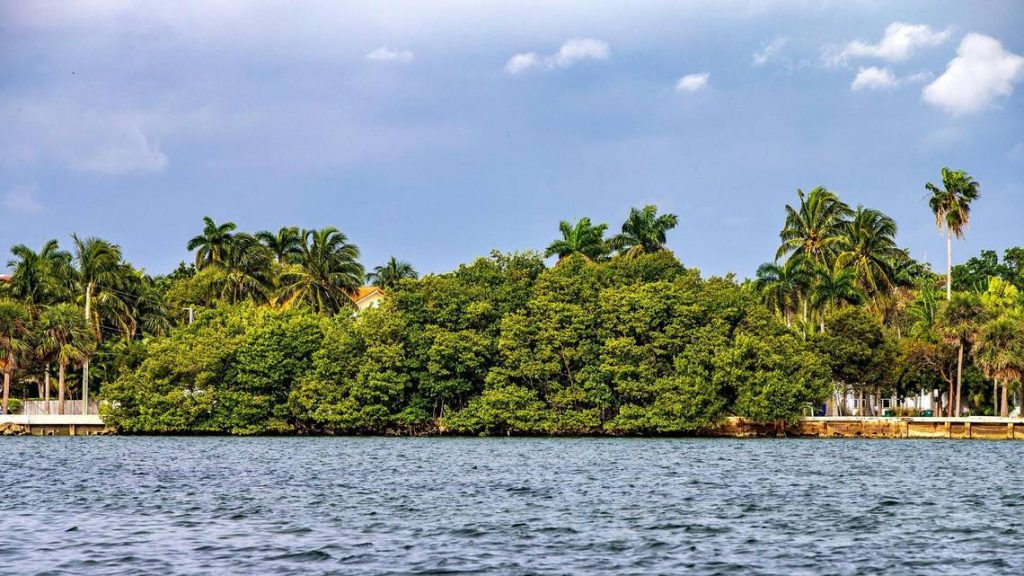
2 437 1022 575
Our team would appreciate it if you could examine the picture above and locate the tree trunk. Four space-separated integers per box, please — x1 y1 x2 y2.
1 370 10 415
947 376 955 417
945 228 952 301
993 380 998 415
1001 384 1008 418
44 369 51 413
57 363 66 415
83 283 92 414
858 389 865 416
954 343 964 416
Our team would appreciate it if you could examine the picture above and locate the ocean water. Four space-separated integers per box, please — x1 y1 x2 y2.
2 437 1021 575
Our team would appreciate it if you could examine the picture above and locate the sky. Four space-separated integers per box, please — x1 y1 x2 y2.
1 0 1022 279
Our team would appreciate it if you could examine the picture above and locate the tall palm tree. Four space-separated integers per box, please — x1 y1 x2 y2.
0 301 31 415
278 228 364 315
36 304 94 415
366 257 418 290
206 234 275 304
926 168 981 300
974 314 1024 417
836 206 903 297
754 257 809 328
809 263 862 333
72 234 125 409
256 226 303 265
939 293 984 416
609 205 679 257
777 187 853 266
545 218 609 262
187 216 237 269
6 240 74 310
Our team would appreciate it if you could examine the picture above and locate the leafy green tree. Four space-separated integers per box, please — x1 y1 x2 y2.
0 301 31 415
256 226 303 265
6 240 74 310
974 314 1024 417
815 307 896 416
204 233 275 304
926 168 980 300
187 216 237 269
836 206 903 297
36 304 95 415
278 228 364 315
776 187 853 265
366 256 418 289
939 293 984 416
609 205 679 257
545 217 609 262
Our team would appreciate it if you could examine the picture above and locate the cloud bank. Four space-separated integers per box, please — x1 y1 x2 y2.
504 38 609 76
923 33 1024 115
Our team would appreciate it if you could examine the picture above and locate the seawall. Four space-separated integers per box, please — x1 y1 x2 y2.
709 416 1024 440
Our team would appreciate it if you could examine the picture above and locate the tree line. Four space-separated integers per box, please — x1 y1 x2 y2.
1 167 1022 433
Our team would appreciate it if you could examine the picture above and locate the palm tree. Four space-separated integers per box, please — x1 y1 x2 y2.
777 187 853 266
36 304 94 415
187 216 237 269
0 301 31 415
609 205 679 258
974 314 1024 417
809 263 862 333
205 234 275 304
907 280 942 342
938 293 984 416
754 257 809 328
926 168 980 300
256 226 303 265
278 228 364 315
836 206 903 298
367 257 418 290
6 240 74 310
545 218 609 262
72 234 124 409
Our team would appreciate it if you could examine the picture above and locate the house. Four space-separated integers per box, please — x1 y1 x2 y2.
0 274 10 283
352 286 385 311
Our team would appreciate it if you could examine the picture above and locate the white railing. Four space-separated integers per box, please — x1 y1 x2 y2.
17 400 100 416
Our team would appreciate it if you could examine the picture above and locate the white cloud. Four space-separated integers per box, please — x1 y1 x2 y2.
676 72 709 93
851 66 897 91
365 46 414 64
923 33 1024 115
753 37 787 66
504 38 609 76
504 53 542 76
3 186 43 214
825 22 952 66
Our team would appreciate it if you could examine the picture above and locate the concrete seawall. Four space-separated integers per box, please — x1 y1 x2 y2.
0 414 110 436
710 416 1024 440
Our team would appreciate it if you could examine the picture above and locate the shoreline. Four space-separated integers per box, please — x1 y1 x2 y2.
4 415 1024 439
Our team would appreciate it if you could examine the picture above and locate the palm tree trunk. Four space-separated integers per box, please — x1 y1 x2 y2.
1000 384 1008 418
83 283 92 414
57 363 66 415
44 369 51 413
994 380 999 415
1 370 10 415
955 343 964 416
945 228 952 301
947 376 955 417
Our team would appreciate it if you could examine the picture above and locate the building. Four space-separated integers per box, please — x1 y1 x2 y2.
352 286 385 311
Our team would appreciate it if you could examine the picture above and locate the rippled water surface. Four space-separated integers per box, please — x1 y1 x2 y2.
3 437 1023 575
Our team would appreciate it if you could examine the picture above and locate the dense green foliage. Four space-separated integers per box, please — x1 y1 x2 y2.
2 170 1023 432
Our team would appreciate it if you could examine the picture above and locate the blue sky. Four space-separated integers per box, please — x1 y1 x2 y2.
1 1 1022 278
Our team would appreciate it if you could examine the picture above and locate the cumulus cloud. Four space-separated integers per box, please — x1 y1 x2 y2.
851 66 897 91
825 22 952 66
504 38 609 76
3 186 44 214
675 72 709 93
923 33 1024 115
365 46 414 63
753 37 787 66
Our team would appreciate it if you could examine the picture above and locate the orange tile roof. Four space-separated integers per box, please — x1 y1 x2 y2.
0 275 11 282
352 286 383 302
